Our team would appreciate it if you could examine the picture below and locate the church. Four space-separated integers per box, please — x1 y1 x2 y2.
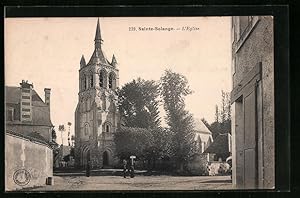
74 19 120 168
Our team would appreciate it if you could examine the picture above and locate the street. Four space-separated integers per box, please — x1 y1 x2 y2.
29 175 232 191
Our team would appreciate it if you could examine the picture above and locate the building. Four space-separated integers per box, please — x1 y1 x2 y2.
231 16 274 189
54 145 74 168
74 19 120 168
204 133 231 161
5 80 54 190
5 80 54 141
194 119 213 153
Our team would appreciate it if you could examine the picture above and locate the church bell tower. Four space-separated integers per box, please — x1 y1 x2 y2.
75 19 120 168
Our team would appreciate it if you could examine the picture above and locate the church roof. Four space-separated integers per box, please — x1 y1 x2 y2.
95 18 102 42
87 18 110 66
193 119 213 143
5 86 53 127
194 119 212 134
87 48 110 65
80 55 86 67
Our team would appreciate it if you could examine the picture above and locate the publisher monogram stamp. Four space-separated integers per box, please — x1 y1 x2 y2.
13 169 31 186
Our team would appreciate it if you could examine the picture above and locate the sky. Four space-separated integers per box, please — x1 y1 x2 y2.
5 17 232 145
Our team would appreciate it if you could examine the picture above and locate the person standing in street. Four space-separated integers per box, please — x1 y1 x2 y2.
123 159 127 178
86 161 90 177
129 159 135 178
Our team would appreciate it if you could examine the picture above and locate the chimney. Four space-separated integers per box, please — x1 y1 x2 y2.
44 88 51 107
20 80 33 122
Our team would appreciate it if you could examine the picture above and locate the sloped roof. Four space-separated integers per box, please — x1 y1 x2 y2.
194 132 213 143
87 19 110 66
5 86 21 104
204 133 231 154
5 86 53 127
194 119 212 134
27 131 48 142
6 86 47 106
6 130 51 148
87 48 109 65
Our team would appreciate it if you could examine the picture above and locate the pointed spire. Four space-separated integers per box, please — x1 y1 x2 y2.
111 54 117 67
94 18 103 48
80 55 86 68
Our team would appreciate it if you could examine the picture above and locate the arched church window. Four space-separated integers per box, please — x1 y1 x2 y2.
90 74 93 88
103 122 111 133
84 123 89 136
108 72 116 90
81 78 85 91
84 75 87 90
99 70 107 88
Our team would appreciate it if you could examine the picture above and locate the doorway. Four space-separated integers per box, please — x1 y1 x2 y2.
103 151 109 167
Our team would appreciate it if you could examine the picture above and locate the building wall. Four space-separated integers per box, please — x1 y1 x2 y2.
231 16 274 188
5 133 53 191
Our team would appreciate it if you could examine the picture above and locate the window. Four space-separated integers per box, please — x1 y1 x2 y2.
7 108 14 121
81 78 85 91
108 72 116 89
22 114 30 118
90 74 93 88
100 72 104 87
99 70 107 88
83 76 87 90
103 122 111 133
234 16 259 53
22 95 30 99
85 76 88 90
84 124 89 136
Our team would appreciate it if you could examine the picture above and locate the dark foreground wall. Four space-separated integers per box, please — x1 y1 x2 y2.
5 132 53 191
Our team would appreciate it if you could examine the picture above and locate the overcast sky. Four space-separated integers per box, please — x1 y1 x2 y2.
5 17 231 145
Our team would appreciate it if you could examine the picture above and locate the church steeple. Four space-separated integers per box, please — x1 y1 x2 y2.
111 54 117 67
94 18 103 49
80 55 86 68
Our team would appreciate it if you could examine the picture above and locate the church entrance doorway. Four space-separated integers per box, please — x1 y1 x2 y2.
103 151 109 167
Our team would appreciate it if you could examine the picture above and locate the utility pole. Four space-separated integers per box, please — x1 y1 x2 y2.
67 122 72 146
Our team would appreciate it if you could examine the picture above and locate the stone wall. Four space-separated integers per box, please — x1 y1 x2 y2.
232 16 274 188
5 132 53 191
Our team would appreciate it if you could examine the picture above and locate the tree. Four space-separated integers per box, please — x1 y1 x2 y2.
52 128 57 142
215 105 219 123
114 127 153 162
160 70 196 172
204 90 232 139
118 78 161 129
58 125 65 145
148 127 173 170
219 90 231 134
